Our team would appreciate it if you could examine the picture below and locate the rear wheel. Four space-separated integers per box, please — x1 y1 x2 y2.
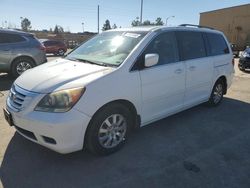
208 79 225 106
11 57 34 77
85 103 133 155
58 49 65 56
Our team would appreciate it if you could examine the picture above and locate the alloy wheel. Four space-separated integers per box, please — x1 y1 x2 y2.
98 114 127 149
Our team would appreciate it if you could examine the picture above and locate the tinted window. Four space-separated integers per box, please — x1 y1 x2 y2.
0 33 26 44
144 32 179 66
176 31 206 60
43 41 49 46
45 41 54 45
206 33 229 55
51 41 58 45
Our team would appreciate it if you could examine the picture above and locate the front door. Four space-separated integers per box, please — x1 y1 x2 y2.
138 32 186 124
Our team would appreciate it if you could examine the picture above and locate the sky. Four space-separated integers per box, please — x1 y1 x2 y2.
0 0 249 33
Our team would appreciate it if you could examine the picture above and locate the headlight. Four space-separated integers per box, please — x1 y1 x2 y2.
35 87 85 112
242 52 250 58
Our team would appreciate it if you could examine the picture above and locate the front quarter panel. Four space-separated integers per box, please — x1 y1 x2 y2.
73 68 141 118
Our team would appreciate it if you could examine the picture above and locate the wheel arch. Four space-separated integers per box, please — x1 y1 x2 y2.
11 55 36 68
83 99 140 146
215 75 227 95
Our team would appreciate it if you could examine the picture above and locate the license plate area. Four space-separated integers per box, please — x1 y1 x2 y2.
3 108 13 126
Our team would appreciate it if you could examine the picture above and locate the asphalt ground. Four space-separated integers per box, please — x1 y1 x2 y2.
0 58 250 188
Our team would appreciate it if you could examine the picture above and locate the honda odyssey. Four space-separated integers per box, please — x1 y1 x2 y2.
4 25 234 155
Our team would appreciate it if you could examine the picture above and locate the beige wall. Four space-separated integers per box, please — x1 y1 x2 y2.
200 4 250 49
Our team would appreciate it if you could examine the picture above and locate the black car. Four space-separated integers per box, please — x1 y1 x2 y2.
238 47 250 71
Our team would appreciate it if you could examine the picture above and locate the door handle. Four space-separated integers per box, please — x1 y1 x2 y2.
189 66 196 71
174 69 183 74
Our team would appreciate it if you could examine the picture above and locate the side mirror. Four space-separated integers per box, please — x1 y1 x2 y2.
145 54 159 67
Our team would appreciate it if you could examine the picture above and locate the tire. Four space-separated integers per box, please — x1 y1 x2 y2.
207 79 225 106
85 103 133 155
11 57 35 78
58 49 65 56
238 63 245 72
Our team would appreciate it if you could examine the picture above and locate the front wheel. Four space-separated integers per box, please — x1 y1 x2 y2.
208 80 224 106
85 103 133 155
58 49 65 56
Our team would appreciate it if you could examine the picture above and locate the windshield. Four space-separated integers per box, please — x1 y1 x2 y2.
66 31 147 67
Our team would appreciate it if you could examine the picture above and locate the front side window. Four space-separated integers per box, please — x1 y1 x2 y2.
143 32 179 66
206 33 229 56
176 31 206 60
66 31 147 67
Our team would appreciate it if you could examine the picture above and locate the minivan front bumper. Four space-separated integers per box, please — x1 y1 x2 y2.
5 105 91 154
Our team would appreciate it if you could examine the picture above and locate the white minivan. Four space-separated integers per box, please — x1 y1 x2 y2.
4 25 234 155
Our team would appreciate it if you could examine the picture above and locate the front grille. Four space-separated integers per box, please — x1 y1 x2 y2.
8 85 26 111
7 84 37 112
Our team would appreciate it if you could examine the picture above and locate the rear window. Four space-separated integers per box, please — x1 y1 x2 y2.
206 33 229 56
176 31 206 60
0 33 26 44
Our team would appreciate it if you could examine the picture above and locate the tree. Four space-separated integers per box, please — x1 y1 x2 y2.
131 17 140 27
132 17 164 26
54 25 64 34
21 18 31 31
112 24 117 29
155 17 164 25
102 20 111 31
142 20 151 26
54 25 59 34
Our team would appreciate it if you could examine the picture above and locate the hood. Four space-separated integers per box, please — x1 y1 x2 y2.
15 58 114 93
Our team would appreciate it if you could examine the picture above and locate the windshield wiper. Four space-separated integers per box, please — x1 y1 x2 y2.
65 56 118 67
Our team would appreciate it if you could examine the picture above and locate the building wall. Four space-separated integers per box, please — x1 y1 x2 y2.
200 4 250 50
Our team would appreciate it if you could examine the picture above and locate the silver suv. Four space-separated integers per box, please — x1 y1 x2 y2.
0 29 47 77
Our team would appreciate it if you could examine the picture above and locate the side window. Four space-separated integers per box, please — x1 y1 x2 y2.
10 34 26 43
206 33 229 56
176 31 206 60
0 33 25 44
46 41 54 46
43 41 49 46
144 32 179 66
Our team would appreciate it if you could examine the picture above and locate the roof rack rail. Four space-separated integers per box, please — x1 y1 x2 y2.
179 24 214 30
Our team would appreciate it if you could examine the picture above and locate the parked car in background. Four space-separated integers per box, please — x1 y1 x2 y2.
238 47 250 71
0 29 47 77
39 39 67 56
4 25 234 155
231 43 240 57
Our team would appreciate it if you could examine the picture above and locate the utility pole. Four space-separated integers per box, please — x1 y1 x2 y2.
166 16 175 26
20 17 23 29
97 5 100 33
82 22 84 33
140 0 143 24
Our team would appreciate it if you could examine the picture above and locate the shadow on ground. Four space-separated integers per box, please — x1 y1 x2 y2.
1 98 250 188
0 74 14 91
